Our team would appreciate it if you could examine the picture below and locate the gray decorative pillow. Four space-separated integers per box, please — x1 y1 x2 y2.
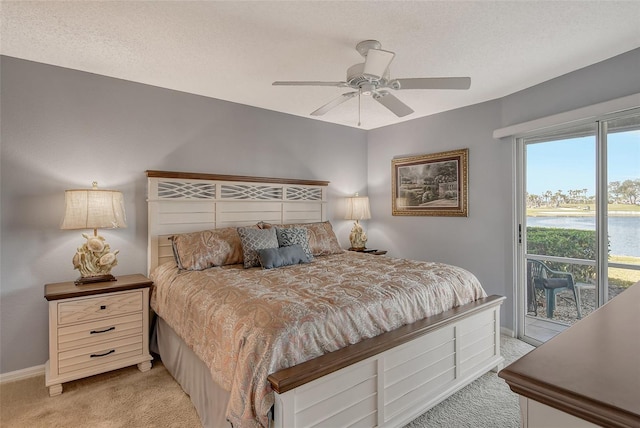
237 227 279 268
275 227 313 261
258 221 343 256
258 245 309 269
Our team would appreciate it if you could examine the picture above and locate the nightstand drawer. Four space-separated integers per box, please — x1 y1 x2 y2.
58 313 143 352
58 291 142 325
58 335 143 375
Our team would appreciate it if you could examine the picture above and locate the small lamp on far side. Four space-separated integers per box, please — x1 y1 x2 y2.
345 193 371 250
61 182 127 285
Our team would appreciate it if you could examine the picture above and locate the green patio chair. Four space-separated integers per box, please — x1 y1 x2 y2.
527 259 580 319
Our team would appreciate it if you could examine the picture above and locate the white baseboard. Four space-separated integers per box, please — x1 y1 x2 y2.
0 364 45 384
501 326 515 337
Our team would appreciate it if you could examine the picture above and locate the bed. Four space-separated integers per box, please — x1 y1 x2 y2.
146 170 505 428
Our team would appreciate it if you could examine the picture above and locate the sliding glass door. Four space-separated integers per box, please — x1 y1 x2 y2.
519 111 640 344
604 115 640 303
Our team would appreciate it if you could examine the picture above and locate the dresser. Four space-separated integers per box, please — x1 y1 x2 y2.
499 282 640 428
44 274 153 396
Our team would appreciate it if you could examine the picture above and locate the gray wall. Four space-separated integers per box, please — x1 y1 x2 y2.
367 48 640 329
367 101 512 323
500 48 640 126
1 48 638 374
0 56 367 373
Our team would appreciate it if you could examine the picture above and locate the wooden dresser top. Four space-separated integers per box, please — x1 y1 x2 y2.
45 274 152 301
499 282 640 427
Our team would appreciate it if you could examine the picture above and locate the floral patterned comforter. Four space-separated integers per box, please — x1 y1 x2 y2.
150 251 486 427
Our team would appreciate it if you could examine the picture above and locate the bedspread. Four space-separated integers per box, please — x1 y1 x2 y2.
150 251 486 427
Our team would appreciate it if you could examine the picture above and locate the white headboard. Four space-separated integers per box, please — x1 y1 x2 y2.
146 170 329 273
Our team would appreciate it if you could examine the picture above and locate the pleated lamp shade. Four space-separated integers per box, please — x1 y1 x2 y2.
345 195 371 221
61 186 127 231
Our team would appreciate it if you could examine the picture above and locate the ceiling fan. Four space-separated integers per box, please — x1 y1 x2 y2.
273 40 471 118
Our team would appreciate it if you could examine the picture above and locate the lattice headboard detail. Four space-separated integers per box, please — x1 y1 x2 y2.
147 171 329 273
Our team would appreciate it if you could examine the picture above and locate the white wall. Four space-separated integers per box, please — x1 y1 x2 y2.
0 56 368 373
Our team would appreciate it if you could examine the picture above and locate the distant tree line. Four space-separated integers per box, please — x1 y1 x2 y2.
527 179 640 208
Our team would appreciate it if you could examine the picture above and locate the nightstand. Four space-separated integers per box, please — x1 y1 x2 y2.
348 248 388 255
44 274 153 396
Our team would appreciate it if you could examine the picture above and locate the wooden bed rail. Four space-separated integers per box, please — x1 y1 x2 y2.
268 294 505 394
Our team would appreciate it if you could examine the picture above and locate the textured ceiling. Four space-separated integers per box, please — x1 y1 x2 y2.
2 1 639 130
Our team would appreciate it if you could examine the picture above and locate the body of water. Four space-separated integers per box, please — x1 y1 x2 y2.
527 216 640 257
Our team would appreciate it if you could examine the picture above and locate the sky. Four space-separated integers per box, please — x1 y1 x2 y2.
526 129 640 197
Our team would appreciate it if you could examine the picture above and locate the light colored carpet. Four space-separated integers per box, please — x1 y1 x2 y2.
0 362 201 428
1 336 533 427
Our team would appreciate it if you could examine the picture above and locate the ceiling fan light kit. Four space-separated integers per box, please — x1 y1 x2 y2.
273 40 471 121
362 48 395 79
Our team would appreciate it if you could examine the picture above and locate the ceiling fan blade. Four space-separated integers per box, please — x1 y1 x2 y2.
311 92 358 116
363 49 395 79
373 91 414 117
390 77 471 90
273 81 347 87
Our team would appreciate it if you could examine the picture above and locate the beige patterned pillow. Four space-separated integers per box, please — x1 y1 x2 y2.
171 227 244 270
258 221 343 256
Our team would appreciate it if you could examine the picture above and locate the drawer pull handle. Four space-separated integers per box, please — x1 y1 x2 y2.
90 326 115 334
90 349 115 358
100 305 107 310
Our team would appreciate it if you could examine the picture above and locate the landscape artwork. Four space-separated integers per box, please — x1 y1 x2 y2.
392 149 468 217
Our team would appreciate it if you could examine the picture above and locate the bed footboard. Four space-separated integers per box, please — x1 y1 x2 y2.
269 295 505 428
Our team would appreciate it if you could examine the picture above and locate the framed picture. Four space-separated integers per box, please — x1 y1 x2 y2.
392 148 468 217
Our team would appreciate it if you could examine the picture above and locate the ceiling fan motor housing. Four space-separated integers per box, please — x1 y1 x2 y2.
346 63 389 91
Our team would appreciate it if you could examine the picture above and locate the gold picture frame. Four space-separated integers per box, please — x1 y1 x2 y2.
392 148 468 217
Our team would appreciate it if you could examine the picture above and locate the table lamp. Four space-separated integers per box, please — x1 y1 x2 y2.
61 182 127 285
345 193 371 250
